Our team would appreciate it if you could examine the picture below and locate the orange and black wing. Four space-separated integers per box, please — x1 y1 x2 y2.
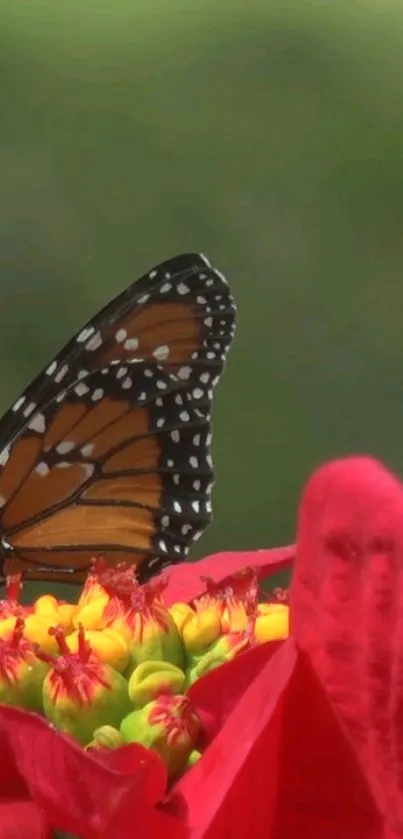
0 253 236 583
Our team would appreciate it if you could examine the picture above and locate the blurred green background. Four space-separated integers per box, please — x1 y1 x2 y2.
1 0 403 590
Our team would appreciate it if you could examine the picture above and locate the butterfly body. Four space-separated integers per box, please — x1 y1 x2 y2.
0 253 236 584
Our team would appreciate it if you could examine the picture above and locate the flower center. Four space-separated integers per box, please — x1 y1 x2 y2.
35 624 111 705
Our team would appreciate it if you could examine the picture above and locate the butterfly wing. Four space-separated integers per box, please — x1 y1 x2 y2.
0 253 236 583
0 253 234 447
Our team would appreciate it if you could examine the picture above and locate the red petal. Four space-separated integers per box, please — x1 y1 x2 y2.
0 722 28 799
291 456 403 833
188 640 283 743
168 641 380 839
0 800 51 839
163 545 295 605
0 705 170 838
275 649 381 839
167 639 298 836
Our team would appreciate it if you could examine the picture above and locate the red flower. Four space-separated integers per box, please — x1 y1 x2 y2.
0 546 293 838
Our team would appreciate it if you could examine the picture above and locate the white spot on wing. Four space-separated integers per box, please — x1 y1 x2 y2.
23 402 36 418
55 364 69 383
86 331 103 351
81 443 95 457
153 345 170 361
116 329 127 343
12 396 25 412
35 461 50 476
56 441 75 454
82 463 95 479
77 326 95 343
46 361 57 376
124 337 139 351
177 366 192 380
28 413 46 434
75 382 90 397
0 447 10 467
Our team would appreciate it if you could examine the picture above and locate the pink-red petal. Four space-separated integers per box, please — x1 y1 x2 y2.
0 800 51 839
188 639 283 744
0 705 171 838
168 639 380 838
291 456 403 834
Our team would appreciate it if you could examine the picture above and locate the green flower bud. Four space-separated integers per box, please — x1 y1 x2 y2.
186 632 250 686
37 624 131 746
128 660 185 707
86 725 125 750
120 694 201 780
108 580 186 674
186 749 202 769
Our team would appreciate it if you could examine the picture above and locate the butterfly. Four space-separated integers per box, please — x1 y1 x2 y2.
0 253 236 585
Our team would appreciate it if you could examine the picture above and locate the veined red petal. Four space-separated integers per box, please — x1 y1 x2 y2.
168 641 380 839
163 546 295 606
291 456 403 834
0 723 27 799
0 705 170 838
0 800 51 839
188 640 283 744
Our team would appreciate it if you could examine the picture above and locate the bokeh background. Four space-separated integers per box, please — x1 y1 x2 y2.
2 0 403 601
